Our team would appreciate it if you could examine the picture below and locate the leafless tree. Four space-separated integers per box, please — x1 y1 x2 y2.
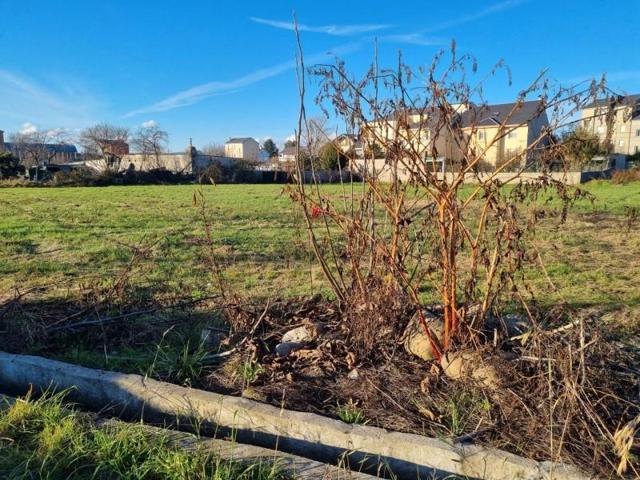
301 116 330 161
201 143 225 156
9 128 71 169
80 123 129 173
131 123 168 169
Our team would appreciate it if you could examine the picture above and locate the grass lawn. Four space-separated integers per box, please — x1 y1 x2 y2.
0 184 313 301
0 392 288 479
0 180 639 370
1 181 639 311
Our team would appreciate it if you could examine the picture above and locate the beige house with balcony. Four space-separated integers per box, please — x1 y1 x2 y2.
581 94 640 155
354 100 548 175
224 137 260 162
460 100 549 169
278 145 297 164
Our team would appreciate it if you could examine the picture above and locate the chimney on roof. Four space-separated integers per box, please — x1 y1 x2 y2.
0 130 5 152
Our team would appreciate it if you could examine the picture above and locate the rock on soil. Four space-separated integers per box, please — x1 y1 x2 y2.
275 324 318 357
403 310 444 361
485 313 532 338
200 327 227 350
440 351 501 390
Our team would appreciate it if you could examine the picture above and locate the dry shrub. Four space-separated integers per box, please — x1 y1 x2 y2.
291 35 611 358
286 27 637 476
342 277 411 357
612 167 640 184
613 415 640 476
491 316 640 476
192 188 252 333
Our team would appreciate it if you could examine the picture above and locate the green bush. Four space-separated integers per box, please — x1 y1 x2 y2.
52 168 192 186
318 143 348 171
0 152 24 179
560 127 606 169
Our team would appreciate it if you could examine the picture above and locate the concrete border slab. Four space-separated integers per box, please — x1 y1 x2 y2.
0 352 592 479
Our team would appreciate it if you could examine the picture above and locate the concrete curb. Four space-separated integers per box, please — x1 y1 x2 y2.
0 352 591 480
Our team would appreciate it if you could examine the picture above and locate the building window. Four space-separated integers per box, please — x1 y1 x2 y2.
507 131 517 139
636 146 640 153
478 131 485 141
636 129 640 137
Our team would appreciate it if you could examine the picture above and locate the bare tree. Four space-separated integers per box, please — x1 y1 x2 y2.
131 123 168 169
9 129 71 181
201 143 225 156
301 116 330 162
9 129 70 168
80 123 129 173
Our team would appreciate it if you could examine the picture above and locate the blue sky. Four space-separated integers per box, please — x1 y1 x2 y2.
0 0 638 150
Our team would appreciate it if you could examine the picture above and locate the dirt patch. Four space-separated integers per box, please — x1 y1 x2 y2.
198 296 639 477
2 290 638 477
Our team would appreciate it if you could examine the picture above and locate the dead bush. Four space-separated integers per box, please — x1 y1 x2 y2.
612 167 640 184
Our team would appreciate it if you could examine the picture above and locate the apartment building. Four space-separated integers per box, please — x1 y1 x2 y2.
357 99 549 169
581 94 640 155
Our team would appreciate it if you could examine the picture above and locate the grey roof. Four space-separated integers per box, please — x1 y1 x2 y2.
460 100 545 128
584 93 640 109
226 137 257 144
4 142 78 154
337 133 358 140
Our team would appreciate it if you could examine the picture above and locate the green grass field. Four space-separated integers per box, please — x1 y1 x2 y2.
0 181 639 476
1 181 639 311
0 184 312 301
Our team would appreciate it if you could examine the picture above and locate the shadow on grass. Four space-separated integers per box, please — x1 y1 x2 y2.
0 290 229 378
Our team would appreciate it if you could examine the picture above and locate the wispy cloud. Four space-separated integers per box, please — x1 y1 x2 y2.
141 119 158 128
250 17 391 36
424 0 528 33
124 62 293 117
125 43 362 117
376 1 525 48
0 70 98 128
252 1 524 47
380 33 442 46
